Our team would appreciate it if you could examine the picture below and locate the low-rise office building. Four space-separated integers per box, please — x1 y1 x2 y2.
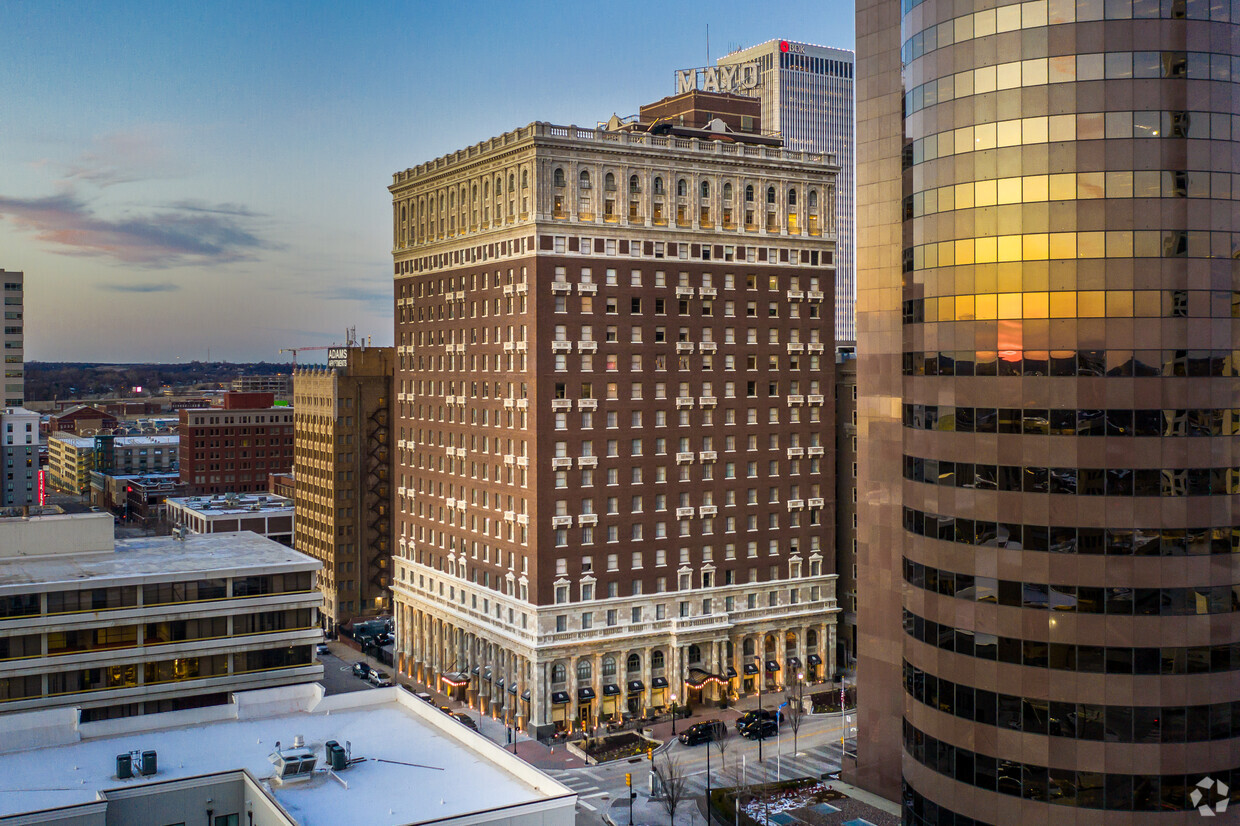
47 433 95 494
167 493 295 546
0 511 323 721
1 406 39 507
0 683 575 826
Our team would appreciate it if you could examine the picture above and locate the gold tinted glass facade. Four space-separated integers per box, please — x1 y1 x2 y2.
857 0 1240 820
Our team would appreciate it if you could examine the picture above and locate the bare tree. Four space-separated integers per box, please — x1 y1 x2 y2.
784 693 804 756
713 727 733 770
654 755 689 825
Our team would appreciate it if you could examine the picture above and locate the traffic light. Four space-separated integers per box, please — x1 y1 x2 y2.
647 747 653 761
625 773 632 787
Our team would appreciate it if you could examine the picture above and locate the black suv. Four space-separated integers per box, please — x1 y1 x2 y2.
678 720 726 746
735 709 778 731
351 662 371 679
740 719 779 740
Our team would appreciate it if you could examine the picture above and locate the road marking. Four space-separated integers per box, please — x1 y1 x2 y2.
579 801 597 811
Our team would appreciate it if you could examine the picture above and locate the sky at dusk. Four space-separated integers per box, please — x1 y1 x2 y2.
0 1 855 363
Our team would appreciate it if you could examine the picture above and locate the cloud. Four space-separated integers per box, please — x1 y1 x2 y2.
98 282 182 293
0 191 277 267
61 126 182 189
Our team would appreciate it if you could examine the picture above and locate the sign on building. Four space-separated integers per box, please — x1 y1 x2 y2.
326 348 350 368
674 62 760 95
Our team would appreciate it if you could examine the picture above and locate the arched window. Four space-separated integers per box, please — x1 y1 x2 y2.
654 177 665 195
807 629 818 647
652 650 665 669
766 186 776 204
787 188 797 206
522 169 529 188
688 644 702 663
723 182 733 201
627 653 641 673
553 168 566 187
602 656 617 677
700 180 710 198
743 638 755 656
808 189 818 209
629 174 640 194
579 170 591 188
577 659 592 681
401 205 406 222
552 663 567 683
605 172 616 191
509 174 515 192
745 184 754 202
482 180 489 200
676 178 688 196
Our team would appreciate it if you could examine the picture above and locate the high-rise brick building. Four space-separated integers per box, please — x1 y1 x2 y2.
178 392 294 495
2 270 22 408
853 0 1240 819
390 106 841 736
292 346 395 631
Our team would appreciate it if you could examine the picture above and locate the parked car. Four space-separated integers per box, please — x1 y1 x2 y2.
740 719 779 740
439 705 454 715
679 720 726 746
413 692 434 704
368 671 393 687
352 662 371 680
735 709 778 731
452 713 479 730
315 643 330 656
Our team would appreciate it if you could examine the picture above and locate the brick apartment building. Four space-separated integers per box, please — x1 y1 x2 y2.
178 392 294 495
390 97 841 736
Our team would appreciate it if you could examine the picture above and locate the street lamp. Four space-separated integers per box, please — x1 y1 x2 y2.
670 691 678 735
794 671 804 756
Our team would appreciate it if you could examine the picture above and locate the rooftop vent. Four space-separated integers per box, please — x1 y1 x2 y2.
269 737 318 784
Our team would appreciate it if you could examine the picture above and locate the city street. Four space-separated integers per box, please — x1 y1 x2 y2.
557 713 855 826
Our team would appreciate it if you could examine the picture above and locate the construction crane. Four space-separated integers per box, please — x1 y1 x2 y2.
278 345 334 365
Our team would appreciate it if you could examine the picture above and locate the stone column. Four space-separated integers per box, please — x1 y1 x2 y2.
642 646 653 714
591 652 602 729
567 656 578 732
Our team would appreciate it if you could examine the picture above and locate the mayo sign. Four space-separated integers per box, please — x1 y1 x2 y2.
675 62 760 95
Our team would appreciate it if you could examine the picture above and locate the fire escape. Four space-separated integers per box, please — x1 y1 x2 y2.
364 404 391 608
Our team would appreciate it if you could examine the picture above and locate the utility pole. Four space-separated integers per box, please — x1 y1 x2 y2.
755 655 763 763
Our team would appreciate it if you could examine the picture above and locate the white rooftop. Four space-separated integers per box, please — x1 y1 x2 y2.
0 686 573 826
0 531 316 591
168 494 294 516
49 433 96 448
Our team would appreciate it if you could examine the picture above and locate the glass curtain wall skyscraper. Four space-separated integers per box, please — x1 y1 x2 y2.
718 41 857 341
854 0 1240 821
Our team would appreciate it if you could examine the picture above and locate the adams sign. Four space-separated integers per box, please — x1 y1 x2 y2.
674 62 760 95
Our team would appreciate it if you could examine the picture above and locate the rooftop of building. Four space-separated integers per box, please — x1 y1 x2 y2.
167 493 294 516
0 685 573 826
0 528 317 591
49 433 96 448
392 120 836 186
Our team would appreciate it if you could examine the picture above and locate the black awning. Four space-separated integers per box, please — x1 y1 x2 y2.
551 691 570 704
521 689 531 701
743 663 759 675
471 665 481 675
651 676 669 688
627 680 645 692
765 660 781 672
577 687 596 701
482 668 493 682
807 654 822 666
602 683 621 696
496 677 505 688
726 666 738 678
786 656 802 669
508 683 518 695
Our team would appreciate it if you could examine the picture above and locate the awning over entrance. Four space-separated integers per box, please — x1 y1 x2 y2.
807 654 823 666
577 687 596 701
521 689 531 701
726 666 738 678
651 676 669 688
471 665 481 675
602 683 621 696
685 667 727 689
786 656 802 669
743 663 760 675
441 671 470 688
765 660 780 672
551 691 571 704
508 683 518 695
627 680 645 692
